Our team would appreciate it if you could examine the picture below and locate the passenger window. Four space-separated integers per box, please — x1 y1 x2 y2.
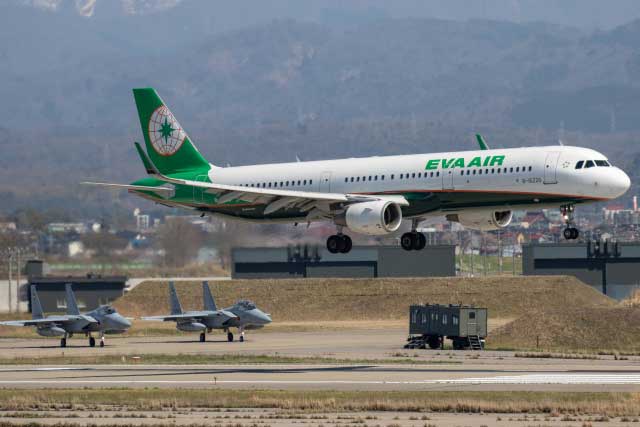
344 177 348 182
381 175 385 180
436 172 440 177
430 172 434 177
460 171 464 176
510 167 513 173
356 177 360 182
516 167 519 172
412 173 416 178
400 174 403 179
310 180 313 185
585 160 595 168
479 169 482 175
297 180 301 185
472 170 476 175
368 176 372 181
391 174 395 179
528 166 532 172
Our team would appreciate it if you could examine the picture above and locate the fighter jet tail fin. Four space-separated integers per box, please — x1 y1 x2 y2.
65 283 80 315
30 285 44 319
202 281 217 311
169 282 183 315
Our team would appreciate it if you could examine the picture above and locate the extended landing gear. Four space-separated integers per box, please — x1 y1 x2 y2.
100 333 105 348
89 336 96 347
227 331 234 342
199 332 206 343
400 232 426 251
326 234 352 254
239 327 245 342
561 205 580 240
60 336 67 348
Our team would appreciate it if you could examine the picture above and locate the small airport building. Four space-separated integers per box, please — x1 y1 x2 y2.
232 245 456 279
523 241 640 299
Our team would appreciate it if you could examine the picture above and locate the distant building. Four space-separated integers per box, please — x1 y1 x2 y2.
0 222 17 232
232 245 456 279
47 222 88 234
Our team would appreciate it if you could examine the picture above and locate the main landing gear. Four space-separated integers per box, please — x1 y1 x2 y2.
401 219 427 251
199 332 206 343
400 232 426 251
60 333 68 348
561 205 580 240
326 233 352 254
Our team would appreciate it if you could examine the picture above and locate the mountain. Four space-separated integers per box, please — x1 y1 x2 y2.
1 6 640 215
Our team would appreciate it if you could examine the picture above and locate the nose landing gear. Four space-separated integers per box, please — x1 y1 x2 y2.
561 205 580 240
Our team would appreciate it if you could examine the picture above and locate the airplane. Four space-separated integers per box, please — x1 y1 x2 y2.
142 281 271 342
0 284 131 348
141 281 238 342
84 88 631 253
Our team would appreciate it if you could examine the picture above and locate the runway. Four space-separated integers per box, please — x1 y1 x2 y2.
2 364 640 391
1 330 639 391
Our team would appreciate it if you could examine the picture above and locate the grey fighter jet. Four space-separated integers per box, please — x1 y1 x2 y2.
143 281 271 342
141 282 238 342
0 284 131 348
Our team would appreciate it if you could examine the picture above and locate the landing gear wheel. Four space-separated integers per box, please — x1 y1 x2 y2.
227 332 234 342
89 337 95 347
339 235 352 253
60 338 67 348
414 232 426 250
100 337 105 348
199 332 206 343
401 233 414 251
240 335 244 342
563 227 579 240
326 235 343 254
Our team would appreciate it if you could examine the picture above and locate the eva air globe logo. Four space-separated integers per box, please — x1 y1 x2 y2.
148 106 187 156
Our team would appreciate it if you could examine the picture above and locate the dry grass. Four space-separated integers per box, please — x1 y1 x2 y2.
489 306 640 352
113 276 614 320
0 352 456 366
0 389 638 416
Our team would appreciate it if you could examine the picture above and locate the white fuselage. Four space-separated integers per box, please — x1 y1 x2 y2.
206 145 629 218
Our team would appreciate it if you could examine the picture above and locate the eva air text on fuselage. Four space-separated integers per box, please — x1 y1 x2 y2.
425 155 505 170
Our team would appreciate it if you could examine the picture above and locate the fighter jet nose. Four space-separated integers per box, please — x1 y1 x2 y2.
119 316 132 329
258 311 272 324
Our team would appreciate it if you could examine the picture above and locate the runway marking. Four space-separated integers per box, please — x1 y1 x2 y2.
1 374 640 385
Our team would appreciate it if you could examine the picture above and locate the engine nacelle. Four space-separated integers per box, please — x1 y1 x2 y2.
177 321 206 332
37 326 66 337
446 210 513 231
342 201 403 235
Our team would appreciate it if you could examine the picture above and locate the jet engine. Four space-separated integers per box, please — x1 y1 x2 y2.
446 210 513 231
341 200 403 235
177 321 206 332
37 326 66 337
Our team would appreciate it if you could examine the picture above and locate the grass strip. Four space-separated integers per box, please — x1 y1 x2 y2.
0 353 458 366
0 389 638 416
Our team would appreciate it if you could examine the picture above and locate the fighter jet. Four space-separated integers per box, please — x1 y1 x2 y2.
0 284 131 348
141 281 238 342
142 281 271 342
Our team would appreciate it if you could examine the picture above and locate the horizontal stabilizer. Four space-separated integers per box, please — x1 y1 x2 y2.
81 182 174 195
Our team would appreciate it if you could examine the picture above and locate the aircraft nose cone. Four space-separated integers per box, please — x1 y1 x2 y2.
118 316 132 329
612 168 631 197
257 311 272 324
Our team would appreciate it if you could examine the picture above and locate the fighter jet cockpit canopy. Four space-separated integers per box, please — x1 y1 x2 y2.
97 306 116 315
236 300 256 310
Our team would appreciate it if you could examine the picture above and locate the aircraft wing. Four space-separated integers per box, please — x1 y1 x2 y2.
141 314 203 321
0 315 85 327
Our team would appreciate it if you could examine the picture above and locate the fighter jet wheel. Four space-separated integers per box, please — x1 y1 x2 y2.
89 337 96 347
199 332 206 343
60 338 67 348
400 233 414 251
240 335 245 342
100 340 105 348
227 332 234 342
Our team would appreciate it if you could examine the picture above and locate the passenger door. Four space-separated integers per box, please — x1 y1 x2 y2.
320 171 332 192
442 169 454 190
543 152 561 184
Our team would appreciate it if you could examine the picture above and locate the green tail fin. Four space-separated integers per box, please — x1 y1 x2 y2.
132 88 211 174
475 134 489 150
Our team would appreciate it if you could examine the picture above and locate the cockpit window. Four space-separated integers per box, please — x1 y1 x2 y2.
237 300 256 310
584 160 595 168
575 161 584 169
595 160 610 167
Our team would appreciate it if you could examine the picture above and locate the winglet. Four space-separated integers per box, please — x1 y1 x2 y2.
30 285 44 319
169 282 183 315
65 283 80 315
476 134 489 150
203 281 217 311
134 142 159 175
